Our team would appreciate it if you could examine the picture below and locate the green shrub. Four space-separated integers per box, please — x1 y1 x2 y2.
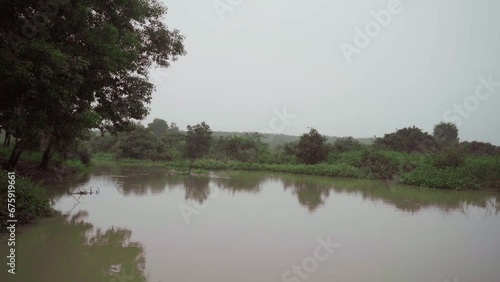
332 137 364 153
374 126 439 153
433 149 465 169
0 173 55 231
400 165 479 190
359 150 399 179
327 150 364 167
460 141 498 156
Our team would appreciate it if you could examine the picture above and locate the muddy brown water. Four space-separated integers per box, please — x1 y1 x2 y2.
2 166 500 282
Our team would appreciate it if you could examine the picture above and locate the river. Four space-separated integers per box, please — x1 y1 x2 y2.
2 165 500 282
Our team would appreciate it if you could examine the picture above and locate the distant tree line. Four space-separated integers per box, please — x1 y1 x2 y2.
84 119 499 167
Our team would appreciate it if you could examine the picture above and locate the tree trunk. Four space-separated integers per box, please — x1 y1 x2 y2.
39 141 55 170
3 130 11 146
3 131 35 170
4 142 24 171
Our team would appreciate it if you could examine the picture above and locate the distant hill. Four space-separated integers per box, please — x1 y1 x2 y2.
212 131 374 148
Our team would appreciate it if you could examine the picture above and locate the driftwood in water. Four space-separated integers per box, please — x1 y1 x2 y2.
71 187 100 195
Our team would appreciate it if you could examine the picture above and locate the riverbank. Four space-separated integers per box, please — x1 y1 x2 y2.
92 151 500 191
0 173 55 232
0 147 87 232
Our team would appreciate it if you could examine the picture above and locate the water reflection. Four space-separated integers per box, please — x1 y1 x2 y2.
4 166 500 282
0 212 146 282
282 177 330 212
184 176 211 204
57 166 499 215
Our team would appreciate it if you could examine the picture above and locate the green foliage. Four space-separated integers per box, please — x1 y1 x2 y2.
359 150 399 179
0 0 185 169
86 118 500 191
186 159 367 178
147 118 169 138
464 156 500 189
211 133 268 162
460 141 498 156
0 173 54 231
401 165 479 190
185 122 212 161
158 123 186 161
332 136 364 153
89 133 119 153
327 150 364 167
401 156 500 190
296 128 329 164
433 149 465 169
116 125 161 160
375 126 438 153
433 122 459 148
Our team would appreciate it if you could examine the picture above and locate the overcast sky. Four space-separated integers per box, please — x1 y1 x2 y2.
147 0 500 145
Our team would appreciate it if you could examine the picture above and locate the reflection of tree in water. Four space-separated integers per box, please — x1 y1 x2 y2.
214 172 265 194
49 172 92 201
116 174 181 196
10 211 147 282
279 174 500 215
184 176 211 204
282 178 331 212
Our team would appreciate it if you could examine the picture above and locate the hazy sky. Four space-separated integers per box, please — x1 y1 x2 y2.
147 0 500 145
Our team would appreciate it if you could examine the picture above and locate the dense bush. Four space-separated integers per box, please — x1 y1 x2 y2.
327 150 364 167
432 149 465 169
332 137 364 153
460 141 498 156
89 133 119 153
296 128 329 164
116 126 162 160
433 122 459 148
375 126 439 153
359 150 399 179
0 173 55 231
400 165 479 190
211 133 268 163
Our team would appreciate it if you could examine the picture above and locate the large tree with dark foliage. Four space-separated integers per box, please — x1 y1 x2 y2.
147 118 169 138
296 128 329 164
0 0 185 169
375 126 438 153
433 122 459 148
185 122 212 162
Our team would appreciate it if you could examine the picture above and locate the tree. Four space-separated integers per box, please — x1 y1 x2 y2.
159 123 186 161
147 118 169 138
0 0 186 170
433 122 459 148
296 128 329 164
185 122 212 163
116 125 160 160
374 126 438 153
332 136 363 153
214 133 268 162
